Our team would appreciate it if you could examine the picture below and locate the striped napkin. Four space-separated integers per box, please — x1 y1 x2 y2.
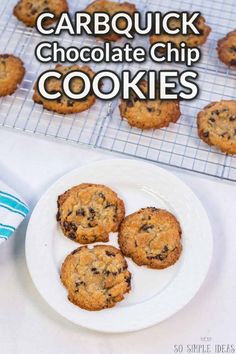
0 180 29 245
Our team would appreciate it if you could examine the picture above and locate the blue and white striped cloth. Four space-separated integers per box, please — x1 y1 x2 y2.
0 180 29 245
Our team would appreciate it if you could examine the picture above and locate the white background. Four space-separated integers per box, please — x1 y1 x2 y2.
0 129 235 354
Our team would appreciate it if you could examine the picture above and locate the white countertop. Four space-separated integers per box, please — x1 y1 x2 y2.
0 129 235 354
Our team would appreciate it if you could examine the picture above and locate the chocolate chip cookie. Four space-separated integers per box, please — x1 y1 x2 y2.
33 64 96 114
217 30 236 67
57 183 125 244
85 0 136 41
0 54 25 97
118 207 182 269
197 100 236 154
119 80 181 130
150 15 211 49
13 0 68 27
60 245 131 311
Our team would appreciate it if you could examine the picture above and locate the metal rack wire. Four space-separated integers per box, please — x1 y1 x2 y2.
1 0 236 181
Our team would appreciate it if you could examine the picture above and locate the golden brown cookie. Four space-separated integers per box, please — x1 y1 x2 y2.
197 100 236 154
150 15 211 49
85 0 136 41
57 183 125 244
119 80 181 130
60 245 131 311
118 207 182 269
33 64 96 114
0 54 25 97
13 0 68 27
217 30 236 67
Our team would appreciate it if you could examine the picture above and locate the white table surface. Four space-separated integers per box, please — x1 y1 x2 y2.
0 129 235 354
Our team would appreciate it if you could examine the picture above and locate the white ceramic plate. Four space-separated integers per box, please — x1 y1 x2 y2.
25 158 212 333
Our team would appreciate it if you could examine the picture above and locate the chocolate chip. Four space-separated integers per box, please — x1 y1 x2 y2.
67 100 74 107
157 253 167 261
221 132 228 137
98 192 105 200
56 211 61 221
230 46 236 53
1 54 9 59
140 224 154 232
76 208 85 216
126 277 131 286
88 210 95 221
104 270 110 276
104 203 111 208
68 232 76 240
75 280 85 286
71 223 77 232
105 251 115 257
229 116 236 121
203 131 209 138
31 8 37 15
91 267 99 274
148 253 167 261
209 117 215 123
230 59 236 66
67 211 72 216
63 221 70 231
163 245 169 252
147 107 154 112
89 207 95 215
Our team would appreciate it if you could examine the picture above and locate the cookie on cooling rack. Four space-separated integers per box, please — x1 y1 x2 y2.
150 15 211 50
217 30 236 67
60 245 131 311
119 80 181 130
118 207 182 269
13 0 68 27
0 54 25 97
85 0 137 41
197 100 236 154
57 183 125 244
33 64 96 114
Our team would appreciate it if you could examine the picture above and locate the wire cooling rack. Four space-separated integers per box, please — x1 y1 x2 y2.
1 0 236 181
